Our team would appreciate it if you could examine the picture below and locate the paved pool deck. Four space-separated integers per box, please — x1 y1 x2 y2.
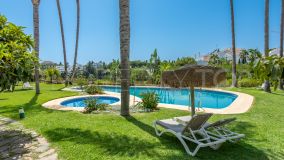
0 116 58 160
43 87 254 115
42 91 141 112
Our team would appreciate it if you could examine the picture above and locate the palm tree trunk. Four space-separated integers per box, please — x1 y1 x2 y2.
32 0 40 94
280 0 284 90
71 0 80 82
119 0 130 116
230 0 237 87
56 0 68 87
264 0 271 92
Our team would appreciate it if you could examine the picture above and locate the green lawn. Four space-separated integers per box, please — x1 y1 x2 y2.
0 84 283 160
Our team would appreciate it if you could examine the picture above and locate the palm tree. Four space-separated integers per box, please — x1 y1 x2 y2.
71 0 80 82
239 50 249 64
230 0 237 87
264 0 271 92
280 0 284 90
56 0 68 86
248 49 262 65
31 0 41 94
119 0 130 116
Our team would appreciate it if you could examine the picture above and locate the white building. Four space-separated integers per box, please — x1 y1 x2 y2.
270 48 284 56
55 65 72 73
197 48 244 65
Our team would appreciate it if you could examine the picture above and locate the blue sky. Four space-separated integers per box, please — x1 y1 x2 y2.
0 0 282 64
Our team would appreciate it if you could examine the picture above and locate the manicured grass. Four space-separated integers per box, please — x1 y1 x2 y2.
0 84 283 159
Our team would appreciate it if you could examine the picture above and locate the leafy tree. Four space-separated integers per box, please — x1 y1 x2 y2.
109 59 120 82
174 57 196 67
131 68 149 82
148 49 161 84
160 61 175 72
254 55 284 91
208 53 221 66
76 76 87 89
45 68 60 83
239 50 249 64
83 61 96 78
0 15 37 91
130 60 147 68
247 49 262 65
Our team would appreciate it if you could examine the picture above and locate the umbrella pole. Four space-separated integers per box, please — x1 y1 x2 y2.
190 85 195 116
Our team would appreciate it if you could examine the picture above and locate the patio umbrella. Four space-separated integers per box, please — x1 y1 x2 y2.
161 65 226 116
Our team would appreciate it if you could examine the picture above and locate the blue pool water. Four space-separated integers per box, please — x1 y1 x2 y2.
101 86 237 109
61 96 119 108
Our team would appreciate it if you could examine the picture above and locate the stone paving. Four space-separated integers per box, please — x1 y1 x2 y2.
0 116 57 160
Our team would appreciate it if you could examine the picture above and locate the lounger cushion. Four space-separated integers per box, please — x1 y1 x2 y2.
156 119 184 133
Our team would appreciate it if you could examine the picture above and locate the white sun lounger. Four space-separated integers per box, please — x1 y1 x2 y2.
22 82 33 89
203 117 245 143
174 115 245 144
153 113 226 156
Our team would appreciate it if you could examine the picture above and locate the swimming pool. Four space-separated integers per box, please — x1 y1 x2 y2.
101 86 237 109
61 96 119 108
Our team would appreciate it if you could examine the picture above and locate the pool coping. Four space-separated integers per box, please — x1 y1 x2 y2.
156 89 254 114
42 92 141 112
45 86 254 114
99 85 254 114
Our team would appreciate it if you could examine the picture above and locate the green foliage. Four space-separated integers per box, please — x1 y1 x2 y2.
83 98 109 114
130 60 148 68
239 50 249 64
254 55 284 90
76 77 88 89
175 57 197 67
238 78 262 87
1 84 284 159
96 79 115 85
0 15 37 91
208 53 221 66
83 61 97 78
85 85 103 94
45 68 60 83
148 49 161 84
87 74 96 84
226 79 232 87
108 59 120 82
131 68 149 82
139 92 160 111
247 49 262 65
159 61 175 72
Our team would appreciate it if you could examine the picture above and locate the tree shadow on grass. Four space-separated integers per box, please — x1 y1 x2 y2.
0 130 33 159
271 92 284 96
124 116 271 159
43 118 270 160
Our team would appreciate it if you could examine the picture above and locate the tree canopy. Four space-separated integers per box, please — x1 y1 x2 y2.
0 15 37 91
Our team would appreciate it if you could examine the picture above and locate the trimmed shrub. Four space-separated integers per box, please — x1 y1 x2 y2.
83 98 109 114
139 92 160 111
85 85 103 94
239 78 261 87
